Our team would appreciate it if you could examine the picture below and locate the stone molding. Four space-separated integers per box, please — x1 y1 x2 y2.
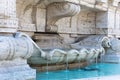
46 2 80 32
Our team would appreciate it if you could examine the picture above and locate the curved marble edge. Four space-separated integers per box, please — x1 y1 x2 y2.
39 48 104 63
28 35 120 64
29 35 111 64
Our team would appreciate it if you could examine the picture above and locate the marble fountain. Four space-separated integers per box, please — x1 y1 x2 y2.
0 0 120 80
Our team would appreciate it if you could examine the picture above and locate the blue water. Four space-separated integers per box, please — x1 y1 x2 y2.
37 63 120 80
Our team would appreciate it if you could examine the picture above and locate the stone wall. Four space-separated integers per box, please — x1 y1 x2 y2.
0 0 18 33
16 0 120 36
15 0 120 50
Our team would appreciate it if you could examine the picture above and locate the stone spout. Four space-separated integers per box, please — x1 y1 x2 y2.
46 2 80 32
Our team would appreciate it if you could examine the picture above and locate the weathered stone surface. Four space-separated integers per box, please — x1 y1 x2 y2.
46 2 80 32
0 0 18 33
36 8 46 32
57 10 96 34
76 10 96 34
16 0 37 32
0 58 36 80
33 33 70 49
0 33 36 80
15 0 120 37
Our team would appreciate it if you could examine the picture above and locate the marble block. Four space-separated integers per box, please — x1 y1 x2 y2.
0 58 36 80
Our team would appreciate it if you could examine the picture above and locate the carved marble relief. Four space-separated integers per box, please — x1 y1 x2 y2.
46 2 80 32
15 0 120 37
29 35 109 64
16 0 38 32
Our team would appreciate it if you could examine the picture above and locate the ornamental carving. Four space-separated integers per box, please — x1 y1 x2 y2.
46 2 80 32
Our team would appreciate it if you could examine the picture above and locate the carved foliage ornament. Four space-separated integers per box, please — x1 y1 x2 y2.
46 2 80 32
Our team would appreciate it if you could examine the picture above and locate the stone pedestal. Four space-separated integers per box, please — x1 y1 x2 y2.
0 58 36 80
101 54 120 63
0 33 36 80
0 0 36 79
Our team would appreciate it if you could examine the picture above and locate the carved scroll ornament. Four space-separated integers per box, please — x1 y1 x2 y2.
46 2 80 32
0 33 37 60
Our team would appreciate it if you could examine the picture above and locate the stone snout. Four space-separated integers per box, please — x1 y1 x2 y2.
46 2 80 32
0 33 36 80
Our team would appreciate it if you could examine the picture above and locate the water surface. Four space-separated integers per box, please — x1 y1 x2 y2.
37 63 120 80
